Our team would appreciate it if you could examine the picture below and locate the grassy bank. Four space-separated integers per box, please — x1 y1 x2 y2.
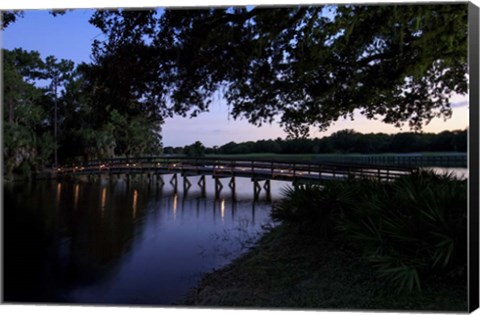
180 224 466 310
180 171 467 311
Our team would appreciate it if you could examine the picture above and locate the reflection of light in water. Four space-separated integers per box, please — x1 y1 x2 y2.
56 182 62 204
221 198 225 222
133 189 138 218
173 193 178 221
74 184 79 209
101 187 107 216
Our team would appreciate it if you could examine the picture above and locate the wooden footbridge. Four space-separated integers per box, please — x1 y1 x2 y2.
52 156 417 200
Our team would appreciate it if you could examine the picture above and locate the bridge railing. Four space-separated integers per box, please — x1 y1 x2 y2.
56 156 416 182
313 153 467 167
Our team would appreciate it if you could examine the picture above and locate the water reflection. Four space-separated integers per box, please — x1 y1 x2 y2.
101 187 107 216
56 182 62 205
173 192 178 221
3 176 287 305
132 189 138 219
221 198 226 222
6 167 467 302
74 184 80 210
12 167 468 305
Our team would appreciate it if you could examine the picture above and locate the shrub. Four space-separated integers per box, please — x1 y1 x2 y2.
273 170 467 293
338 170 467 292
272 181 354 237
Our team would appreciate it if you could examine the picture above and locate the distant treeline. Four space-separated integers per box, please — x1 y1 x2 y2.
164 129 468 156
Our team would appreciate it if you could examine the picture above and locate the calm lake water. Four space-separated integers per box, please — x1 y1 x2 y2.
3 166 467 306
4 175 288 305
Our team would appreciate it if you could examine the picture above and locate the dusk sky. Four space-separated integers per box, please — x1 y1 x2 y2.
1 4 470 147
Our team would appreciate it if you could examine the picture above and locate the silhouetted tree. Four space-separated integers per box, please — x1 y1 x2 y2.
185 141 206 157
89 4 467 137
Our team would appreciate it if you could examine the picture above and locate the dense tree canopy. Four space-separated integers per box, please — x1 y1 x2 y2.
2 4 469 178
2 47 163 178
3 49 52 177
89 4 468 137
162 129 467 156
1 11 24 29
210 129 468 155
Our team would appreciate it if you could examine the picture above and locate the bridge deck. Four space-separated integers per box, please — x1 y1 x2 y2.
53 156 417 183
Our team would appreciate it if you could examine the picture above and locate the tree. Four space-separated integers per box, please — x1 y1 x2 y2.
78 43 164 158
1 10 70 30
1 11 24 29
184 141 206 157
388 133 422 153
3 49 51 178
163 146 174 155
453 129 468 152
219 141 238 154
43 56 75 166
329 130 361 153
89 4 468 137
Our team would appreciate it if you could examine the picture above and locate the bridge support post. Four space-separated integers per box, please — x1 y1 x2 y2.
183 175 192 192
229 176 236 201
254 180 262 201
198 175 206 197
215 177 223 199
263 180 271 202
170 173 178 192
156 174 164 187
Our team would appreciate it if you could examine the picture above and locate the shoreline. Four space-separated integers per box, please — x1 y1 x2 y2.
178 224 467 311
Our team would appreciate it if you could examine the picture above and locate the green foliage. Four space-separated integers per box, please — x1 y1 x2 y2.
213 129 467 155
36 133 55 166
338 171 467 292
273 171 467 293
3 46 164 174
2 49 49 178
184 141 206 157
1 11 24 29
3 123 36 175
89 4 467 137
272 182 353 237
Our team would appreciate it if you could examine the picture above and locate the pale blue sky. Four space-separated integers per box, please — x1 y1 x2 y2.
2 7 469 147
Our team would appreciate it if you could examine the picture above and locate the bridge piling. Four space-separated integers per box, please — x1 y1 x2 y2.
229 176 236 201
215 178 223 199
263 180 271 201
183 175 192 192
156 174 164 187
254 180 262 201
170 173 178 191
198 175 206 197
53 157 417 194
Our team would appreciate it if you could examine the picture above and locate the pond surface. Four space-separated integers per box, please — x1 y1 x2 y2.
4 166 467 306
422 167 469 179
4 176 288 305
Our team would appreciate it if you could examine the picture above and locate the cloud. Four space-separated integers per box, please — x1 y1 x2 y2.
450 100 469 108
211 129 228 133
